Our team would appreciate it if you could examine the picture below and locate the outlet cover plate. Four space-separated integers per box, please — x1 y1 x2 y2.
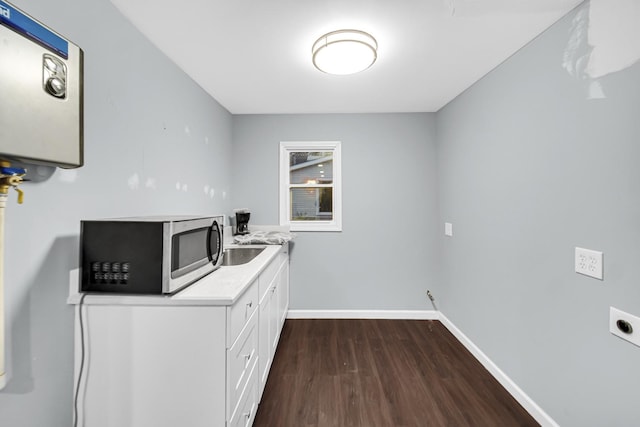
575 247 603 280
445 222 453 237
610 307 640 347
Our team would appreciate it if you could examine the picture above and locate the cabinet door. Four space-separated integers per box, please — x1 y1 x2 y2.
258 288 272 398
77 305 226 427
269 281 279 355
257 245 289 399
277 259 289 327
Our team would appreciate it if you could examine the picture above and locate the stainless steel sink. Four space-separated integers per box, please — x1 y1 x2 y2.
222 247 265 266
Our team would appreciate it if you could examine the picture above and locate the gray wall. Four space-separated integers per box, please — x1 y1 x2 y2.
436 2 640 426
0 0 233 425
232 114 440 311
3 0 637 426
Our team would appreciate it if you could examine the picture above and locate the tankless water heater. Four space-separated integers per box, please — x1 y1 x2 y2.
0 0 83 168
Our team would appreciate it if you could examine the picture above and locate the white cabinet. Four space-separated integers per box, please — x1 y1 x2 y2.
258 268 278 397
73 244 289 427
257 245 289 398
258 284 273 396
74 305 228 427
228 361 258 427
277 255 289 330
227 306 258 424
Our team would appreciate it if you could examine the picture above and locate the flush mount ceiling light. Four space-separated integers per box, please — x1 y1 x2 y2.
312 29 378 75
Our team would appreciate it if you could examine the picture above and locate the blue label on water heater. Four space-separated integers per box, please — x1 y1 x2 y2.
0 0 68 59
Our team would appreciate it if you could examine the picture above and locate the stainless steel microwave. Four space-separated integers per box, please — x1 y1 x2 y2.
80 215 224 295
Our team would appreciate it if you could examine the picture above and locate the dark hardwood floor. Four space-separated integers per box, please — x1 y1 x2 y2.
254 319 539 427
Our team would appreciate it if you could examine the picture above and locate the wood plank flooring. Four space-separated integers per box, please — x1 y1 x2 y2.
254 319 539 427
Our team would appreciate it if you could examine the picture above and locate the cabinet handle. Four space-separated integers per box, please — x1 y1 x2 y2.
244 410 251 419
271 286 276 294
242 354 251 369
247 301 253 308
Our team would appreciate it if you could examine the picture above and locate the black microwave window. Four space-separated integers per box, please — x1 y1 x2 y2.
171 227 210 277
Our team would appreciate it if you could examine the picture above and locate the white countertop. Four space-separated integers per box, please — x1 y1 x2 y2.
67 243 285 307
173 244 282 303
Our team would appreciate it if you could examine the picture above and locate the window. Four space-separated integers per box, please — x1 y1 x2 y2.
279 141 342 231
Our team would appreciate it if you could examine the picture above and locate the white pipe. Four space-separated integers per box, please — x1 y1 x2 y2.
0 192 6 390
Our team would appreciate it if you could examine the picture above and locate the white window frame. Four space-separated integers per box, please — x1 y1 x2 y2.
279 141 342 232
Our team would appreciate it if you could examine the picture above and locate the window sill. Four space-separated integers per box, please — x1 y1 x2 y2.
287 222 342 232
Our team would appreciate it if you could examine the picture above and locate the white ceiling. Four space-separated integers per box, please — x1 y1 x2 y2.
110 0 583 114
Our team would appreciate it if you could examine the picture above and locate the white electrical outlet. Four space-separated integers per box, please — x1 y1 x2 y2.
445 222 453 237
575 247 603 280
610 307 640 347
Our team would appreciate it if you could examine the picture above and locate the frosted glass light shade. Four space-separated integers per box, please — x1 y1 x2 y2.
312 30 378 75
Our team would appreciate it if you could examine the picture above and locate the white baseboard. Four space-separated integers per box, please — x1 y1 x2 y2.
437 313 559 427
285 309 558 427
286 309 439 320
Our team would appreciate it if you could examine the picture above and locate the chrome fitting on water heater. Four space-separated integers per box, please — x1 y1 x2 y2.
0 161 26 203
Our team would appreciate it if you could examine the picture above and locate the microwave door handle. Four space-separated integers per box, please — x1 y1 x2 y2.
206 224 213 262
207 221 221 263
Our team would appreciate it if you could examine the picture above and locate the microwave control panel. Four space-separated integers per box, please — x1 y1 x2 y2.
89 261 130 286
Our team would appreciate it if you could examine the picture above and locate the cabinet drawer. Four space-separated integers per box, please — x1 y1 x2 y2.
229 356 258 427
228 279 259 347
228 309 258 417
